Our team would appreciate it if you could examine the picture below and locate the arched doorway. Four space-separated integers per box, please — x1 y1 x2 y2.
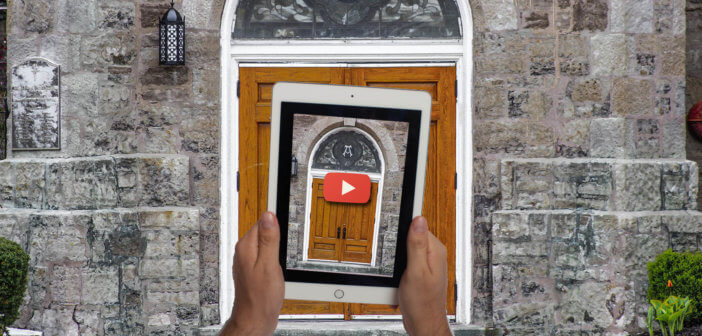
219 0 474 324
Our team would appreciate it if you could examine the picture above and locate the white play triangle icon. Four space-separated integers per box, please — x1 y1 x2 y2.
341 180 356 195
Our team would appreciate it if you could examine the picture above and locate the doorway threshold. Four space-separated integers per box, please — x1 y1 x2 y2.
198 321 499 336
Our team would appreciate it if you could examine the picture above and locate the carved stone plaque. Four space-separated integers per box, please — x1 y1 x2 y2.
11 58 60 150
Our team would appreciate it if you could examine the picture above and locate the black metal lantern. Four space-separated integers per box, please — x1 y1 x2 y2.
291 155 298 177
159 0 185 65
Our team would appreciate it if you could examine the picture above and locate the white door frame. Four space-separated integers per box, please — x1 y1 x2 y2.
219 0 474 325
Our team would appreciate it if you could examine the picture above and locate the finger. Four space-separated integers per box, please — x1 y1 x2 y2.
235 217 261 268
426 233 448 276
406 216 429 272
256 211 281 267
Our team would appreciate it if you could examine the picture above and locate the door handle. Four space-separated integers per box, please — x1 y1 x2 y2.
337 227 341 239
342 227 346 239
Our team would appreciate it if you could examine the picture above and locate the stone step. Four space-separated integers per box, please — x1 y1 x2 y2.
0 154 190 210
501 158 698 211
198 322 497 336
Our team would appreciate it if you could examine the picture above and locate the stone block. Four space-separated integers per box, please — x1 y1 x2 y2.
57 0 97 34
613 163 661 211
573 0 608 31
82 267 119 305
612 78 653 116
569 79 602 103
590 118 627 158
610 0 654 33
139 156 190 206
46 158 118 210
480 0 518 31
29 214 89 263
661 163 690 210
14 161 45 209
139 258 199 279
139 209 199 231
475 86 506 120
80 32 137 67
40 305 80 336
662 119 685 158
50 265 82 304
591 34 627 77
552 161 613 210
514 161 553 209
0 161 14 208
98 3 135 30
15 0 55 33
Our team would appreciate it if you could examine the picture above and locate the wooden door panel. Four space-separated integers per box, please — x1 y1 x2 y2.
340 182 378 264
348 67 456 316
309 178 341 261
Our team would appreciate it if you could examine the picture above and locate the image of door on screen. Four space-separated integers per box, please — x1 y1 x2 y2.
287 115 409 277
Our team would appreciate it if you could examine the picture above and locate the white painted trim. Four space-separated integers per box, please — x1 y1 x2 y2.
301 126 385 268
219 0 474 325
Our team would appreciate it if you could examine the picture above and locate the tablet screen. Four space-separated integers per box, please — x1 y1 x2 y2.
276 102 421 287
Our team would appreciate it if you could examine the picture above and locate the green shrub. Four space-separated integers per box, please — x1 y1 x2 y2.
0 237 30 335
648 249 702 325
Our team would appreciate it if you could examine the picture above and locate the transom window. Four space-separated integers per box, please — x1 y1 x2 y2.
311 129 382 174
232 0 462 39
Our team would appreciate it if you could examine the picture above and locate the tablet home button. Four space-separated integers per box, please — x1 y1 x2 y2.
333 289 344 299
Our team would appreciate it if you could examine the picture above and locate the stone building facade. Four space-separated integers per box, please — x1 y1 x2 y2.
0 0 700 335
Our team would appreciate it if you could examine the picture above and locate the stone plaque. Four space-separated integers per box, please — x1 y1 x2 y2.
11 58 60 150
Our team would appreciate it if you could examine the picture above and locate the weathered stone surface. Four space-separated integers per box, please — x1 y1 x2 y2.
573 0 608 31
501 159 697 211
611 0 654 33
590 118 627 158
612 78 653 116
614 162 661 211
6 208 199 335
591 34 627 76
479 0 518 31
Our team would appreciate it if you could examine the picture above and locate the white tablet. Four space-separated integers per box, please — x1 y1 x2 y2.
268 82 431 305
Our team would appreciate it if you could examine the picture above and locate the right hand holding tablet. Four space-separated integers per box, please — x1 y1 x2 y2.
398 216 452 336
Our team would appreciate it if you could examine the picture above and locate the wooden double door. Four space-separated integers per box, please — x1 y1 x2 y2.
238 66 456 318
308 178 379 264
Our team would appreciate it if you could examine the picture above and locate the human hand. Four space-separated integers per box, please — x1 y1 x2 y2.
398 216 451 336
221 212 284 336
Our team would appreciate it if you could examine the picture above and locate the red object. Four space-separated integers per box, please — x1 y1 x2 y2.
323 172 371 204
667 280 673 288
688 101 702 139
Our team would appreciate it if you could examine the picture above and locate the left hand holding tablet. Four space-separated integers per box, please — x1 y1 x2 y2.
221 212 284 336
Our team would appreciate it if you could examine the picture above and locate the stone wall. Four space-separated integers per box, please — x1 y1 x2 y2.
5 0 224 333
470 0 693 333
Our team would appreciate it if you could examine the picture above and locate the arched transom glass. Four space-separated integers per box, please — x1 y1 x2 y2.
312 129 382 173
232 0 462 39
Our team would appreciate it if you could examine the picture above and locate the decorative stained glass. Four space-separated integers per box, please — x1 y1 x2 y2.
232 0 461 39
312 130 381 173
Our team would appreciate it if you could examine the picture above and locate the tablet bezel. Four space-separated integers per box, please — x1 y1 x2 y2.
268 82 431 305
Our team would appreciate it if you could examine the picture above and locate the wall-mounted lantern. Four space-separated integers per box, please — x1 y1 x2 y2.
291 155 298 177
159 0 185 65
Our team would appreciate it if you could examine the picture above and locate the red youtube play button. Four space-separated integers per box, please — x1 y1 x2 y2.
323 173 371 204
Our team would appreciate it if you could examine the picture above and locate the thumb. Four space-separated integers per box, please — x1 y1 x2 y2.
406 216 429 272
256 211 280 267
